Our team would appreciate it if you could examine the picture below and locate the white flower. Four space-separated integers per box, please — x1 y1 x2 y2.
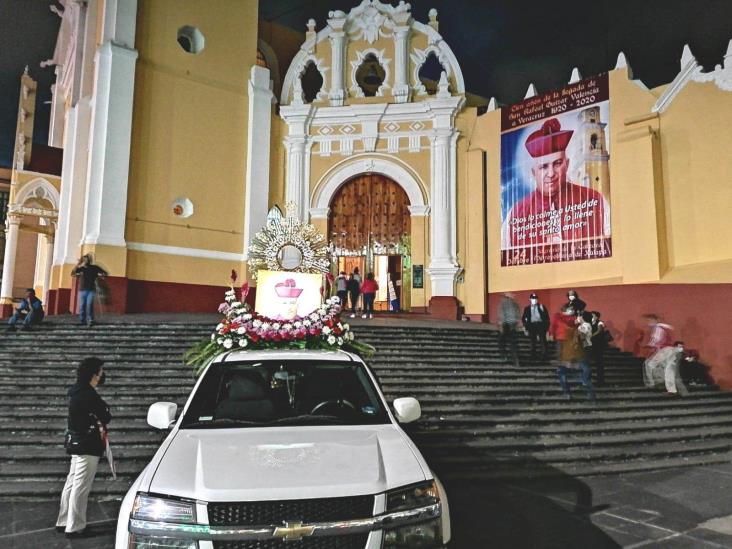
332 296 340 304
337 337 343 346
237 326 246 335
327 335 336 345
216 337 224 345
303 320 311 327
243 314 252 320
238 338 247 347
309 313 319 321
283 324 292 331
261 322 270 331
322 326 332 335
342 323 350 331
216 323 224 331
223 338 233 349
348 332 355 341
325 298 332 305
231 301 241 308
294 321 302 328
272 323 281 330
253 319 262 328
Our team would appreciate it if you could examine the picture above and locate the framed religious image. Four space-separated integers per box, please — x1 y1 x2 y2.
412 265 424 289
254 270 323 320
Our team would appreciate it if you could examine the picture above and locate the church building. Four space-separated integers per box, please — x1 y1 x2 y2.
2 0 731 384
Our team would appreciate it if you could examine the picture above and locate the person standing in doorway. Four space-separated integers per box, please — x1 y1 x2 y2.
72 255 108 327
335 271 348 308
56 357 111 538
347 269 361 318
498 292 521 367
361 272 378 319
522 293 550 359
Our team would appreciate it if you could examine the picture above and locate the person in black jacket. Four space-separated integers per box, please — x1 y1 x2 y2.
72 254 108 327
56 357 110 538
522 293 550 359
564 289 587 315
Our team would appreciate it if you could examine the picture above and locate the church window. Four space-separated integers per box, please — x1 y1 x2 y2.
177 26 205 54
418 52 446 95
301 61 323 103
355 53 386 97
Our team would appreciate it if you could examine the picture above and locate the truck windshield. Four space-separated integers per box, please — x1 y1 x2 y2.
180 360 390 428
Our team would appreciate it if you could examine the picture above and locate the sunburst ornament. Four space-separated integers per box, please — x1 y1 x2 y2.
247 202 330 280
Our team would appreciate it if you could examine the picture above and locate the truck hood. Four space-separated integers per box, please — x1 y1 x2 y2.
148 425 428 501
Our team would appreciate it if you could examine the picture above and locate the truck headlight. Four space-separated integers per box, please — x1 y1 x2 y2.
384 481 442 548
386 480 440 512
383 520 442 548
131 494 196 524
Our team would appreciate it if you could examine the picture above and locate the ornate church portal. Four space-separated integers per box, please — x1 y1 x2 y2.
329 174 411 311
278 0 467 317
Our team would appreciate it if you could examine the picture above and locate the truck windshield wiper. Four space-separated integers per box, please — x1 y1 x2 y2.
271 414 350 426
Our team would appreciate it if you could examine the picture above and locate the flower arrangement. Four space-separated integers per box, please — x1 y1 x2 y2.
185 274 374 375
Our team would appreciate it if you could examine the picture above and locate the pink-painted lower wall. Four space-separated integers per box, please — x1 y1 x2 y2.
488 283 732 388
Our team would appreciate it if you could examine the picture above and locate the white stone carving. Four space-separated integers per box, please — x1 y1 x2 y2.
410 45 451 96
345 0 410 44
14 177 60 210
569 67 582 84
524 83 538 98
692 39 732 92
349 48 391 98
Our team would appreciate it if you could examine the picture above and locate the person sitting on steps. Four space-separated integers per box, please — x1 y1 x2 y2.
6 288 45 332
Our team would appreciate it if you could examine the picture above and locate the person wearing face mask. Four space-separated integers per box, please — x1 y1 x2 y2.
643 341 692 397
563 290 586 315
56 357 111 538
521 293 550 359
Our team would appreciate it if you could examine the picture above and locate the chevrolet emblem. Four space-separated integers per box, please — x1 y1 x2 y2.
273 521 316 541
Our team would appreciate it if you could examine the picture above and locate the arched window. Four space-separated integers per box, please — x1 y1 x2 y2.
418 52 446 95
301 61 323 103
355 53 385 97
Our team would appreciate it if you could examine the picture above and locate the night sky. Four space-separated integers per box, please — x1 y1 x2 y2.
1 0 731 168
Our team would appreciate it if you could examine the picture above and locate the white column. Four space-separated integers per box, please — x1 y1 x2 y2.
81 0 138 247
54 99 92 267
243 65 275 256
284 138 308 220
427 129 460 296
0 215 21 302
327 13 346 106
393 25 411 103
42 233 54 305
48 79 65 148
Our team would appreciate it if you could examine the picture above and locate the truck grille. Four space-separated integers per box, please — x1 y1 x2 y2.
207 494 375 526
213 534 368 549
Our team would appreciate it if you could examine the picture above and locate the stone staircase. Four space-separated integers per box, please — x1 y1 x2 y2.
1 320 731 499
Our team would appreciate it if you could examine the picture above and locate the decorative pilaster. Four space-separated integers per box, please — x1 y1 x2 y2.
327 11 347 106
243 65 275 257
392 25 411 103
427 128 460 296
281 103 315 221
81 0 138 248
54 97 92 268
0 215 21 306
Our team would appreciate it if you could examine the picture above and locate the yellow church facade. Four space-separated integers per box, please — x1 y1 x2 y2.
3 0 732 383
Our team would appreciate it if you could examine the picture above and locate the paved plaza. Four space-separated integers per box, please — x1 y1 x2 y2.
4 463 732 548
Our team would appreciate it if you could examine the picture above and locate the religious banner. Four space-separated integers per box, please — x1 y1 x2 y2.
500 73 612 266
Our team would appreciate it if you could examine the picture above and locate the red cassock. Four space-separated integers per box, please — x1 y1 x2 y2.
507 182 606 247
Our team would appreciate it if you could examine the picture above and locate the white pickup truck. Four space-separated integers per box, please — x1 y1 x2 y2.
116 349 450 548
